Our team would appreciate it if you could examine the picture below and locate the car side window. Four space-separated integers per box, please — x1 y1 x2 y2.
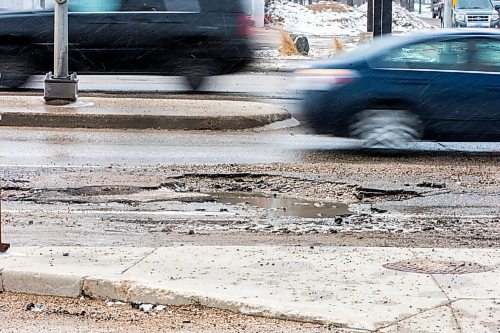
121 0 166 11
69 0 121 12
163 0 201 12
468 38 500 72
120 0 200 12
371 39 469 70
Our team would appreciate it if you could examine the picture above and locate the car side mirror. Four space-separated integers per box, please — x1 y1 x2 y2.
495 4 500 10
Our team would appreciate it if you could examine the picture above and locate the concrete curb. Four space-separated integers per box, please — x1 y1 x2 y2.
0 96 291 130
0 271 340 327
1 269 82 298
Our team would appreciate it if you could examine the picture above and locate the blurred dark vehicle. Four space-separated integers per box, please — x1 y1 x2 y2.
295 31 500 146
0 0 253 90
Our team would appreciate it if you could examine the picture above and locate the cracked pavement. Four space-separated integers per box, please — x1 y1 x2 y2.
1 153 499 248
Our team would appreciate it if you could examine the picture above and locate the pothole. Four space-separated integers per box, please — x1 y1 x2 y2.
383 260 491 275
62 185 145 196
213 192 352 219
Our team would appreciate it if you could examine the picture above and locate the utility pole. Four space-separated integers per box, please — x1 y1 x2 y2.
367 0 373 32
443 0 453 27
44 0 78 104
372 0 392 37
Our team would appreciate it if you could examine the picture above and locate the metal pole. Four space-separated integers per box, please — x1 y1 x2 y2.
0 188 10 253
373 0 382 36
419 0 422 14
44 0 79 103
382 0 392 34
443 0 453 27
54 0 69 79
367 0 374 32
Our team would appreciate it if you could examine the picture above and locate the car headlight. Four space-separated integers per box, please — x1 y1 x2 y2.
295 69 359 91
456 14 466 20
492 13 499 20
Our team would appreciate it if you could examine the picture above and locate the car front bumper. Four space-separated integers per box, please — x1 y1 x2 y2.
456 19 499 28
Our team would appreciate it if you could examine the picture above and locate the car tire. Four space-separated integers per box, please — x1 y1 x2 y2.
0 53 32 89
185 74 207 91
178 58 216 91
349 109 423 148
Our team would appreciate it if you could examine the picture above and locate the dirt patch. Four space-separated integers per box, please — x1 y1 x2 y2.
278 29 299 56
306 2 348 13
0 293 334 333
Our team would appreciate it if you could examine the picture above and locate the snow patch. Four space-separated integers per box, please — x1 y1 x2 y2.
266 0 433 36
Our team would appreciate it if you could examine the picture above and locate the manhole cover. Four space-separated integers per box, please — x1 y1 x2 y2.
383 260 490 275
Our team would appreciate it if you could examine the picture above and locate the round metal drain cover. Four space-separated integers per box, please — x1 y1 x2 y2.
383 260 490 275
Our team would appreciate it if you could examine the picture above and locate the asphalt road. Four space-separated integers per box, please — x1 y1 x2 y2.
1 126 498 249
0 126 498 167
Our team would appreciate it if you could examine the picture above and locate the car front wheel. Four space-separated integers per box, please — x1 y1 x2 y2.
349 109 423 148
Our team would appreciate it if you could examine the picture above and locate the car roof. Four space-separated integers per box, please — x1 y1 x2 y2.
311 29 500 68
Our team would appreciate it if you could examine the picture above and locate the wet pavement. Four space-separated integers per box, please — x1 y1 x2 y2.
212 193 352 219
0 127 498 248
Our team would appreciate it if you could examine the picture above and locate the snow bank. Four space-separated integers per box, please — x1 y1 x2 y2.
266 0 433 36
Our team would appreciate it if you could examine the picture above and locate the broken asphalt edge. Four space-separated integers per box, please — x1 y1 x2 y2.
0 96 291 131
0 269 353 331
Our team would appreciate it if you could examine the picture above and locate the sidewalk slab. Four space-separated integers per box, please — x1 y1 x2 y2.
411 248 500 300
452 299 500 333
379 304 460 333
1 246 499 332
0 246 154 277
0 96 290 130
121 246 448 330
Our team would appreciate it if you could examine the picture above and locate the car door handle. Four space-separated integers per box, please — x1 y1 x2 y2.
394 79 432 85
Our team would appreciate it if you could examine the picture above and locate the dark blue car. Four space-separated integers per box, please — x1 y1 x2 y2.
296 30 500 146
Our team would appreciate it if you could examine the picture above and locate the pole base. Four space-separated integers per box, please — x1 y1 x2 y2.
44 72 79 104
0 243 9 253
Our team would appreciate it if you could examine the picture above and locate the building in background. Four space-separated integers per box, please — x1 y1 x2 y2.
0 0 43 10
244 0 266 27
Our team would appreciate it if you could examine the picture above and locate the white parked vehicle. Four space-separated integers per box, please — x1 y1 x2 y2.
452 0 500 28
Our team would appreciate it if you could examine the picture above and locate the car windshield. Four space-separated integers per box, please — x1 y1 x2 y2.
456 0 493 9
327 34 408 62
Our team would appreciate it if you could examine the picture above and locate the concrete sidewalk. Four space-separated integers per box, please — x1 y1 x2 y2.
1 246 498 332
0 96 290 130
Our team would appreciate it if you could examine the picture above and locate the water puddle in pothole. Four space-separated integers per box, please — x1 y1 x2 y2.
212 193 352 218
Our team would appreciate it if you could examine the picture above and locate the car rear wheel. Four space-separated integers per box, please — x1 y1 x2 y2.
0 55 32 89
349 109 423 148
